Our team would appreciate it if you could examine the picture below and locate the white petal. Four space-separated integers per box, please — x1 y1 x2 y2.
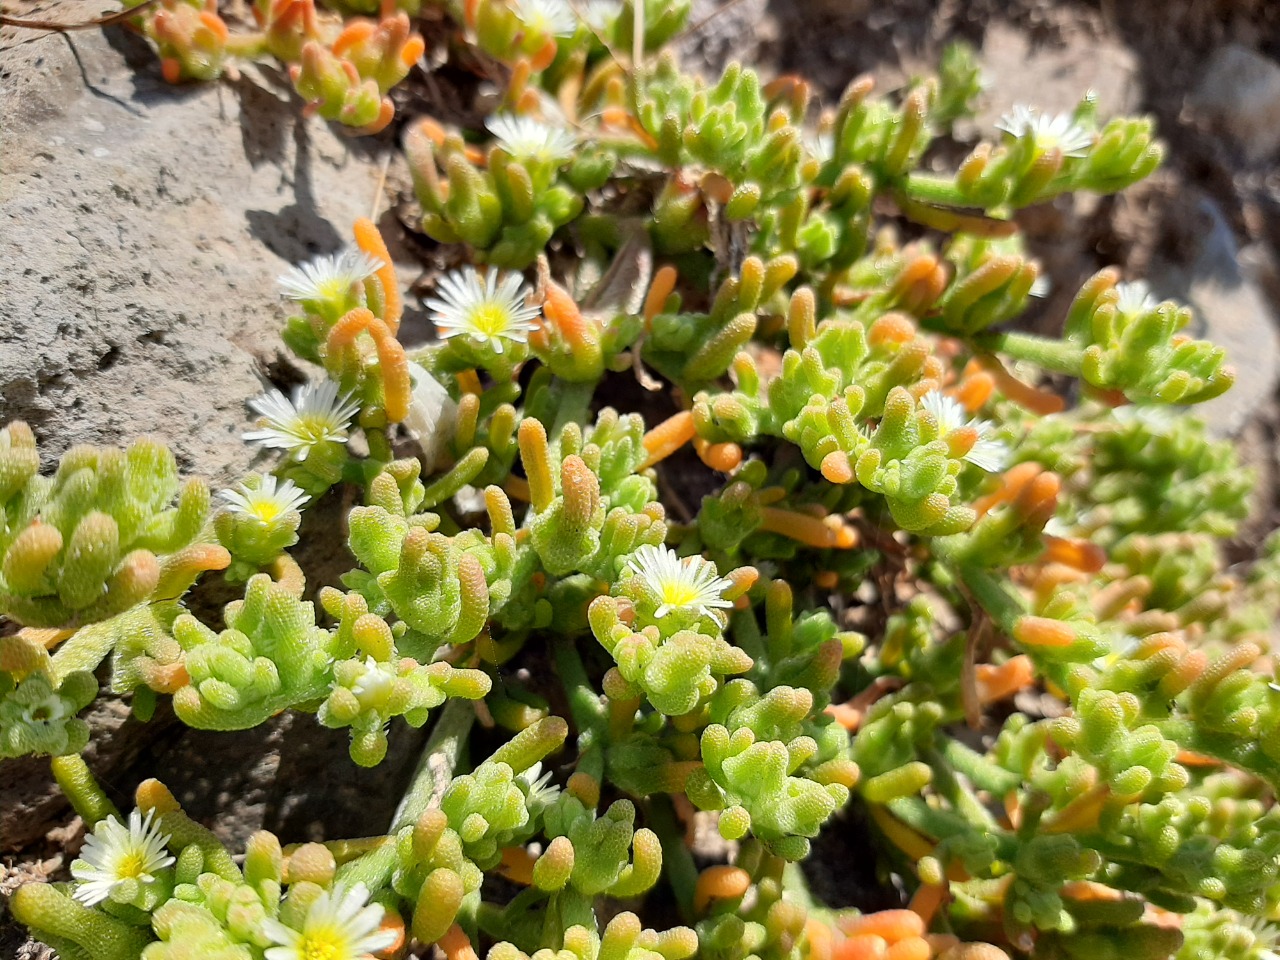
964 439 1009 473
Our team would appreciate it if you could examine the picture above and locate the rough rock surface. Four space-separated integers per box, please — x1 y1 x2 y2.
1144 195 1280 438
0 7 398 954
1187 43 1280 165
0 4 386 480
969 21 1142 131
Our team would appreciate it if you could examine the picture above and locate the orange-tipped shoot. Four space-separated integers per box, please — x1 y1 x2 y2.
529 36 558 72
826 676 904 731
353 217 402 334
135 778 182 816
807 919 836 960
837 910 925 944
760 507 859 549
978 355 1065 415
1042 535 1105 573
0 635 49 676
155 543 231 600
1012 470 1060 530
886 939 931 960
867 312 918 347
332 19 376 57
645 265 678 326
693 436 743 472
19 627 75 651
641 411 697 469
953 367 996 412
975 655 1035 705
821 451 854 484
326 307 412 422
973 461 1044 517
700 172 734 205
694 865 751 914
1013 616 1077 649
908 879 948 926
833 935 888 960
438 924 479 960
374 907 406 959
567 771 601 808
498 846 538 885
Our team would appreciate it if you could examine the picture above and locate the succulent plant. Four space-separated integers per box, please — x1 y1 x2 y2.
6 6 1275 960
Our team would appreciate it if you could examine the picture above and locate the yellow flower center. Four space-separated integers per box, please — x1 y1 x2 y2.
250 499 284 523
468 302 512 337
660 579 698 610
116 850 149 879
296 413 339 443
299 932 343 960
316 278 350 302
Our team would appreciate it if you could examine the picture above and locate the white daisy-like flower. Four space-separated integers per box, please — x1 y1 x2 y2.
1028 274 1052 299
71 810 175 906
1194 908 1280 960
624 544 734 620
243 381 360 462
511 0 577 37
518 761 561 812
580 0 621 31
218 474 310 524
1113 279 1158 315
277 249 384 304
995 105 1093 158
425 267 541 355
486 113 577 166
263 882 396 960
803 129 834 165
350 656 397 709
920 390 1009 472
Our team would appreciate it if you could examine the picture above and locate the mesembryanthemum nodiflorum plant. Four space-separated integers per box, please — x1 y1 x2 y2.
3 4 1273 960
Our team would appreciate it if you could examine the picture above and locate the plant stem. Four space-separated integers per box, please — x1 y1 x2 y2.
922 743 998 831
553 640 608 789
337 699 475 892
391 697 475 832
553 641 608 732
887 796 1018 862
548 379 596 440
901 173 971 207
976 330 1085 375
333 834 401 892
950 563 1025 633
936 734 1021 797
782 861 827 918
1153 720 1280 793
224 33 267 58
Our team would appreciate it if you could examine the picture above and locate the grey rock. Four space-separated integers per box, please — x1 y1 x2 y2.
679 0 776 77
1146 197 1280 437
969 22 1142 137
1 7 384 482
1 10 391 953
1187 44 1280 164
